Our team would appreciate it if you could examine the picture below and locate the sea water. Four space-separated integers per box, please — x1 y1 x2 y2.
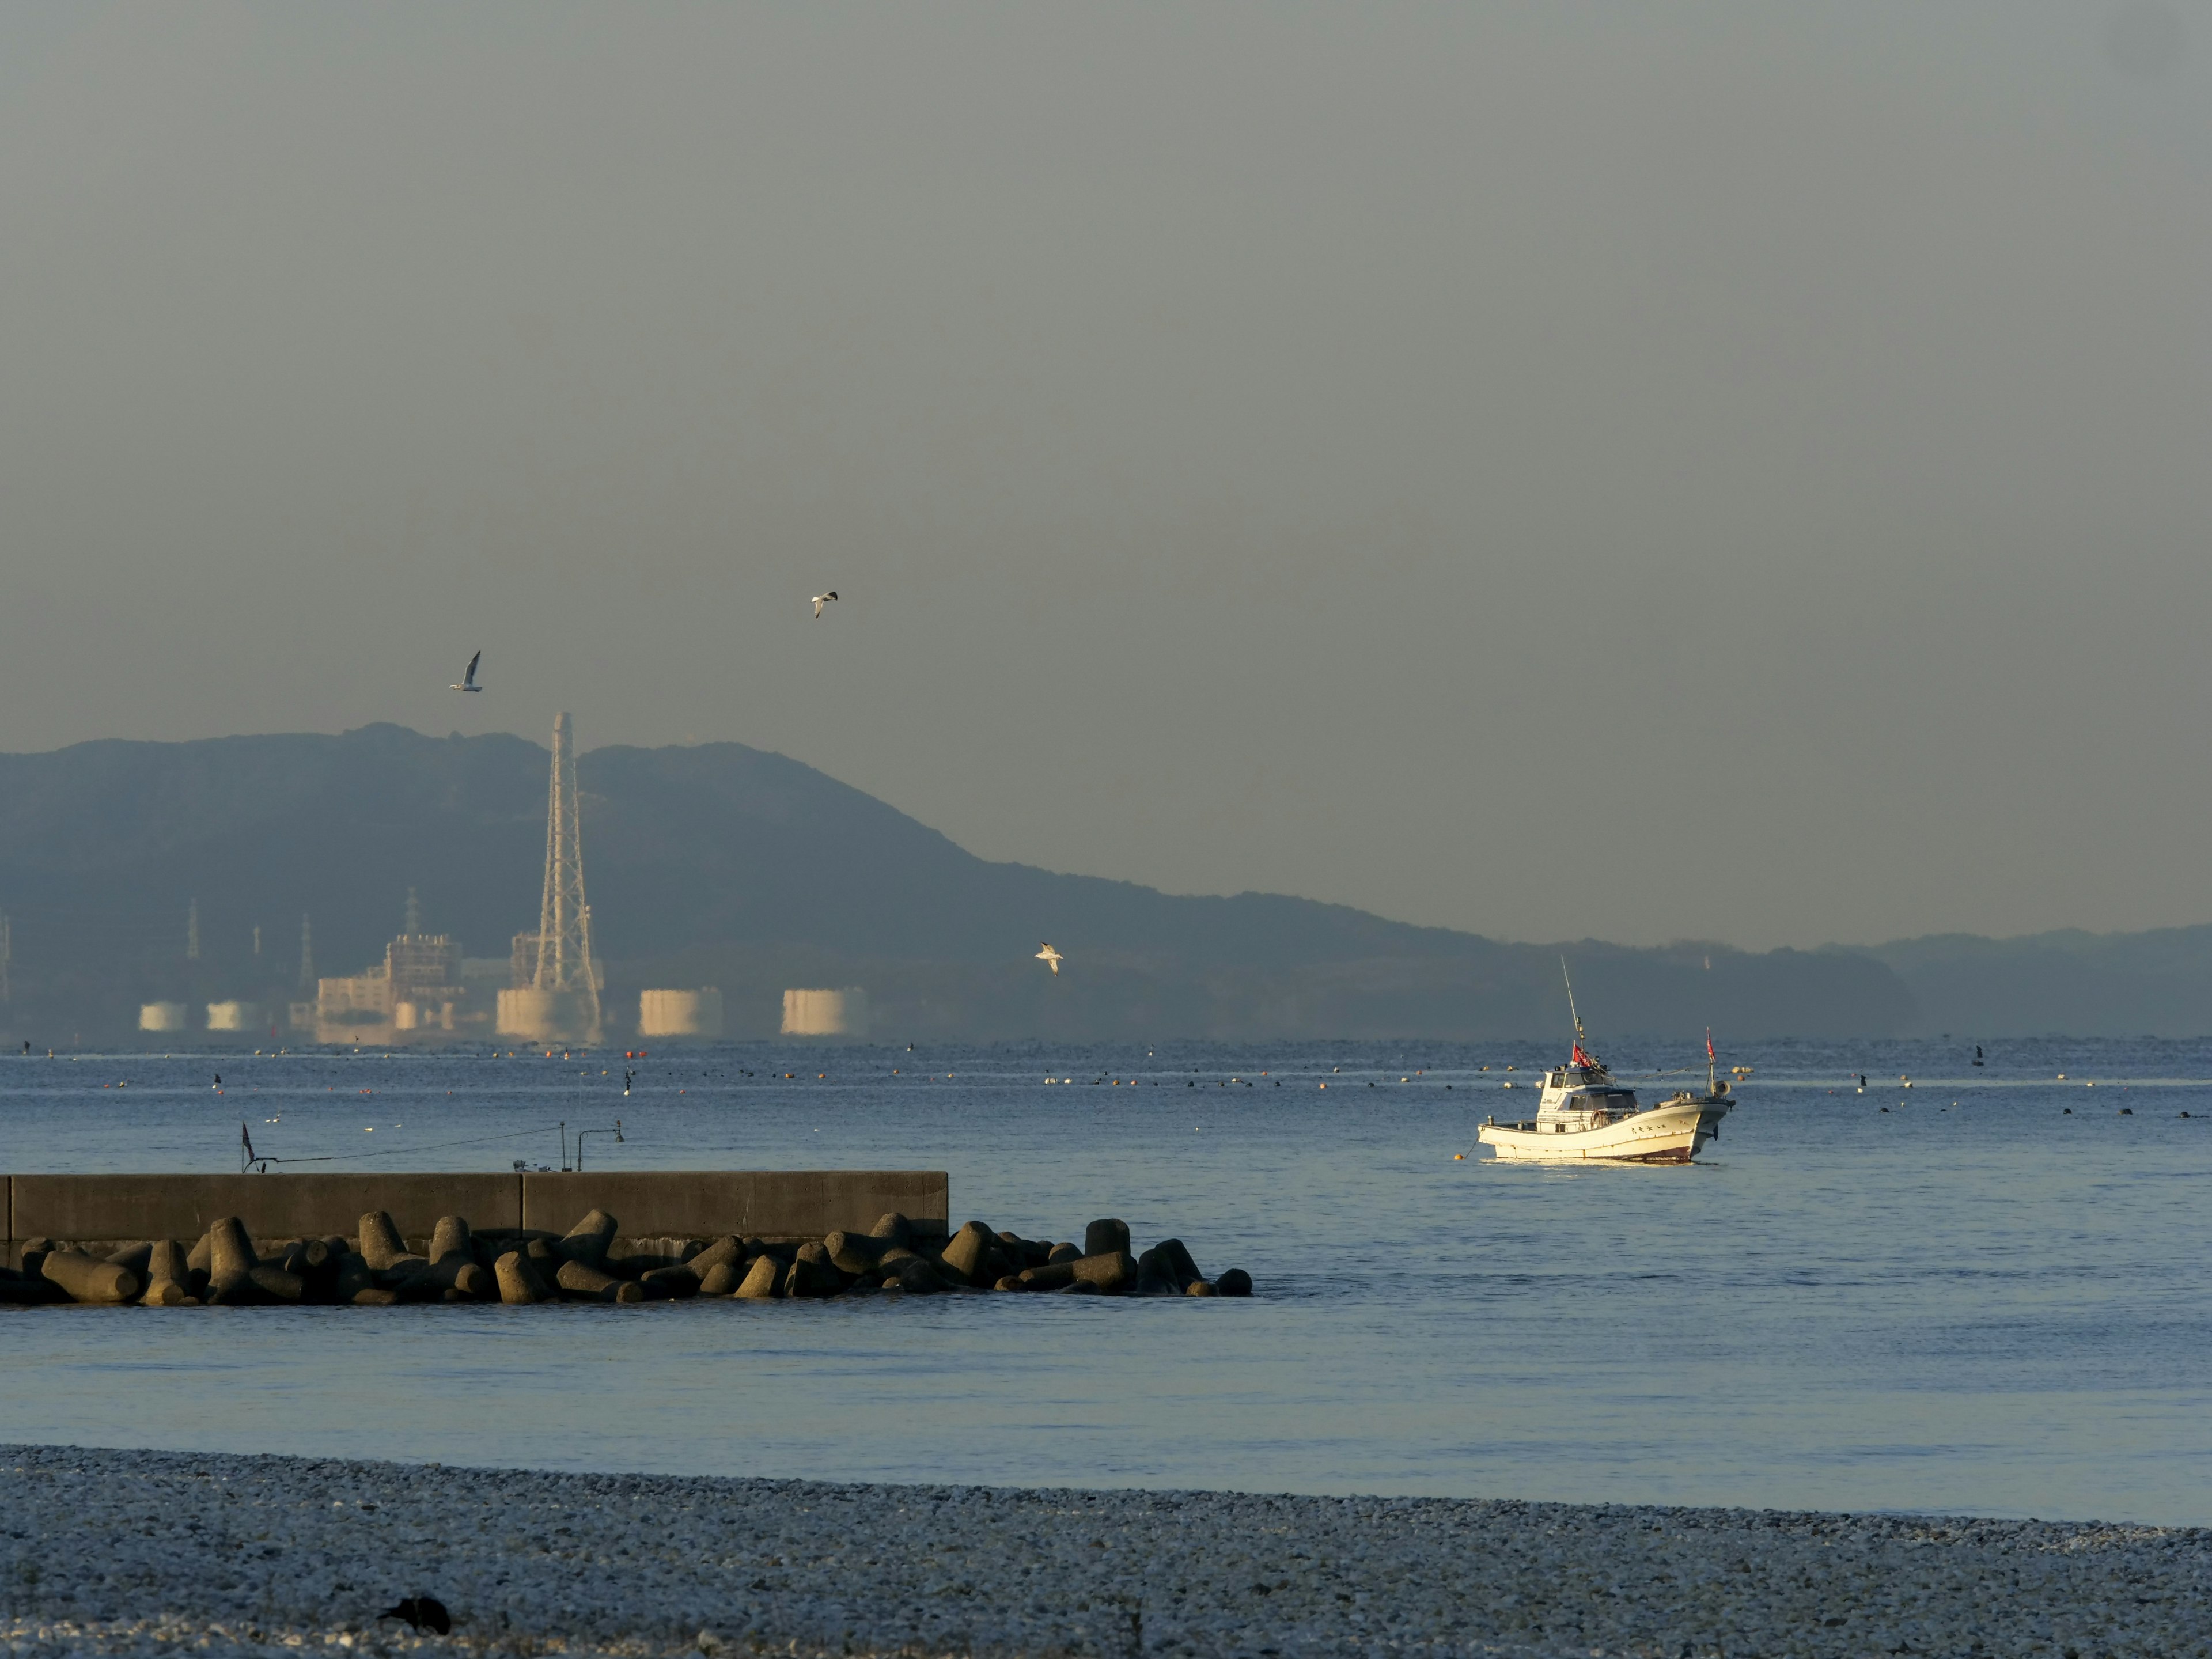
1 1037 2207 1525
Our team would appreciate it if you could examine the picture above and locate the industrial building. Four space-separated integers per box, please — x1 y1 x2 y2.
315 929 464 1043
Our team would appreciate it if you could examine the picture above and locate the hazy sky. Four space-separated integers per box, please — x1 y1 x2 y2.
3 2 2209 950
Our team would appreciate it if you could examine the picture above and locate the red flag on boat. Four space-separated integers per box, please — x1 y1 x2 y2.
1707 1028 1716 1063
1571 1041 1596 1067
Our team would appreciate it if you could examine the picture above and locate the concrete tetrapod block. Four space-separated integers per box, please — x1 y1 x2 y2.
1083 1219 1131 1259
208 1217 257 1280
1017 1251 1137 1294
419 1217 492 1299
734 1255 782 1299
185 1234 211 1275
142 1240 192 1305
869 1211 914 1245
1046 1243 1081 1264
1185 1279 1220 1296
554 1259 643 1304
891 1257 948 1295
276 1240 340 1304
449 1262 494 1300
334 1255 376 1302
358 1213 416 1272
1217 1268 1254 1297
245 1263 308 1302
783 1242 842 1298
494 1250 552 1305
105 1241 155 1277
203 1217 262 1302
1133 1247 1177 1296
937 1221 998 1285
430 1216 473 1265
697 1260 742 1296
42 1250 143 1305
558 1209 618 1270
638 1265 700 1300
824 1230 896 1277
1150 1238 1203 1292
686 1235 743 1281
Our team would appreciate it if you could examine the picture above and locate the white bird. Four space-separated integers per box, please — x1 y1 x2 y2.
1035 942 1063 975
812 592 839 618
451 650 483 692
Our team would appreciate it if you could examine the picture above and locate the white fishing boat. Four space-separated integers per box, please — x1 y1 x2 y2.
1475 970 1732 1164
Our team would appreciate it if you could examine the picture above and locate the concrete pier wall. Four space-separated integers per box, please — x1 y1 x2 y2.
2 1170 948 1264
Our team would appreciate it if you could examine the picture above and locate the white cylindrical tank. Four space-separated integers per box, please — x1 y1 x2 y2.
497 986 600 1044
781 987 869 1037
639 988 724 1039
139 1002 188 1033
497 987 558 1040
205 1001 257 1032
392 1000 420 1032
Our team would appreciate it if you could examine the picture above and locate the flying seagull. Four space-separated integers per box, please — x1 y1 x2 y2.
1035 942 1063 975
812 592 839 618
450 650 483 693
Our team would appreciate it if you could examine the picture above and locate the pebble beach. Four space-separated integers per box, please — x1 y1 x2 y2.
3 1445 2206 1658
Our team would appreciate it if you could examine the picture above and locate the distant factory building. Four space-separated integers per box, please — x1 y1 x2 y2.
316 929 464 1042
639 987 723 1039
139 1001 187 1033
204 1001 257 1032
782 988 869 1038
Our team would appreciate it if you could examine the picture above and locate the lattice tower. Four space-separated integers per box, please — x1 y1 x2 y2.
532 711 601 1036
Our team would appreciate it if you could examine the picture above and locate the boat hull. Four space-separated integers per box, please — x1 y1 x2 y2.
1477 1099 1727 1163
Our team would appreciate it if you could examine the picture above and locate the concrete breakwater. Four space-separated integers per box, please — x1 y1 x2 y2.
1 1199 1252 1306
0 1169 948 1266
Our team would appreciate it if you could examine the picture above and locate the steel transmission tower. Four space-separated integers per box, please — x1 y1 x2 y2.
532 711 601 1042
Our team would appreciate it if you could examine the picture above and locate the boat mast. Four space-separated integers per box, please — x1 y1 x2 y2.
1560 957 1590 1063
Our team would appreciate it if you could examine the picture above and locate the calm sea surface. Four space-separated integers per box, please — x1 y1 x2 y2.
2 1036 2208 1524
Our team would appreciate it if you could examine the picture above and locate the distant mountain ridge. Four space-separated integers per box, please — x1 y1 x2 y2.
1859 926 2212 1039
0 721 2126 1043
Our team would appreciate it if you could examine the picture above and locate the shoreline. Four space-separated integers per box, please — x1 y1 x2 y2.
2 1445 2206 1657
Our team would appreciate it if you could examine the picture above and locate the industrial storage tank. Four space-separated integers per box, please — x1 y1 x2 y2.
497 985 600 1045
204 1001 257 1032
781 987 869 1038
139 1002 188 1033
638 988 724 1039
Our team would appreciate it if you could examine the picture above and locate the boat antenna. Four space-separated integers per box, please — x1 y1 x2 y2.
1560 957 1589 1056
1706 1026 1718 1097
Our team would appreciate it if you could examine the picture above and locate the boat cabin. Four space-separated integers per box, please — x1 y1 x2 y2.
1534 1063 1640 1132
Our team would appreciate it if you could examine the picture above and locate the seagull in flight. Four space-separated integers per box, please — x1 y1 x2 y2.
1035 942 1063 975
812 592 839 618
451 650 483 692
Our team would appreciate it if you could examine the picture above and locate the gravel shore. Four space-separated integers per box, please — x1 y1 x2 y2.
1 1445 2205 1657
